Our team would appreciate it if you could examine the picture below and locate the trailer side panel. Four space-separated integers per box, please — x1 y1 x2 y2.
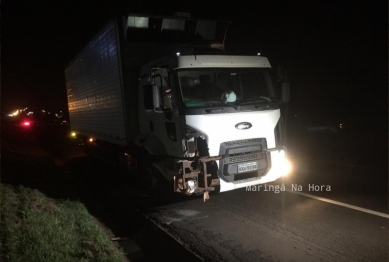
66 20 129 146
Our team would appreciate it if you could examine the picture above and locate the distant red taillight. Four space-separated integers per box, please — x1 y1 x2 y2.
22 121 31 126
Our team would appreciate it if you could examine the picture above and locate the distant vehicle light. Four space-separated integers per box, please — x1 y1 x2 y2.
12 110 19 116
257 53 261 56
176 52 180 56
89 138 94 142
71 132 76 137
22 121 31 127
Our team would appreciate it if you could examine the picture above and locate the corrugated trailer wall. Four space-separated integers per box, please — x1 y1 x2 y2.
66 16 195 147
65 19 129 146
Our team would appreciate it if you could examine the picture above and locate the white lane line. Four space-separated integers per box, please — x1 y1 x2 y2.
286 189 389 219
306 159 387 171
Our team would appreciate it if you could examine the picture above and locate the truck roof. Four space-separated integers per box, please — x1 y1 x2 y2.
125 13 231 49
127 13 231 24
177 55 271 68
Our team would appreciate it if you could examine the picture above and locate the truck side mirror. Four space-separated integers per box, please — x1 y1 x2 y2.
282 82 290 103
152 85 161 108
277 67 286 82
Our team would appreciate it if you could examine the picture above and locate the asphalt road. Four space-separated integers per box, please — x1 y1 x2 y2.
145 170 388 261
143 158 388 262
2 123 388 261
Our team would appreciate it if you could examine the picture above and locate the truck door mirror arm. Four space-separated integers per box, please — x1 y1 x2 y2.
281 82 290 103
275 67 290 103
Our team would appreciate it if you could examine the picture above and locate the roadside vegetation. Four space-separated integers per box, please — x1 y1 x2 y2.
0 184 123 262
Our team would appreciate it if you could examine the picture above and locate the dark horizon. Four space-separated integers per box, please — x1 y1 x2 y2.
2 0 387 126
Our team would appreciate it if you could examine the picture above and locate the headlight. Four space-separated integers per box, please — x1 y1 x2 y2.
270 149 291 176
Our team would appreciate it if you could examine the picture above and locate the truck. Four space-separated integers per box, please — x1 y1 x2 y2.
65 13 291 201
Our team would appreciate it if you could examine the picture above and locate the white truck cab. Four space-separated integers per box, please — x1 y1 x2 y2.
137 54 290 198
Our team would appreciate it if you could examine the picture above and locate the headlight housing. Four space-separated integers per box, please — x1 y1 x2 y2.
267 148 291 178
183 126 208 157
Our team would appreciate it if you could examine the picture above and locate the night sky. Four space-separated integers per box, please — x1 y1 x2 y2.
2 0 387 132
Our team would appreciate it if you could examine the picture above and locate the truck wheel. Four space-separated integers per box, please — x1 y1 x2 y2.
144 167 158 191
143 166 174 205
113 153 139 181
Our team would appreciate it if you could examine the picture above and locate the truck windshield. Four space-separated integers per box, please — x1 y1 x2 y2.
177 68 275 107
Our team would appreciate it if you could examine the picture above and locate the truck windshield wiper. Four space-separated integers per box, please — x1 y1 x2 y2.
224 102 240 110
205 101 240 110
238 99 276 105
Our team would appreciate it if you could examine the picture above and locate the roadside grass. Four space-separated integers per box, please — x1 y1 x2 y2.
0 184 123 262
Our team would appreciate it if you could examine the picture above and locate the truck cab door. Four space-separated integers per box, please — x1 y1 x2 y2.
143 67 185 158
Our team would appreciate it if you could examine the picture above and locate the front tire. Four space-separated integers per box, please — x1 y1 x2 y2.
142 166 174 205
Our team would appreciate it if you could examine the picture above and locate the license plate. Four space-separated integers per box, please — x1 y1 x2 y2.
238 162 258 173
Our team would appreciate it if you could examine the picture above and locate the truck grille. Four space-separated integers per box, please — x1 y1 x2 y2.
218 138 268 183
223 138 263 147
224 152 264 164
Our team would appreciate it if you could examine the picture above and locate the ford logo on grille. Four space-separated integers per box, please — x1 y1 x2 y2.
235 122 252 130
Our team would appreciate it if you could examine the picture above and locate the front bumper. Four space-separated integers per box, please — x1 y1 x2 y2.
219 146 290 193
